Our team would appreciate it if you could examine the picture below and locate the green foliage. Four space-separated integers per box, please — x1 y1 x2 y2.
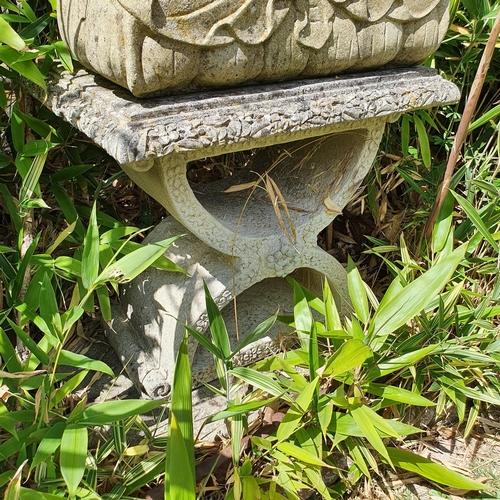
203 239 497 497
1 1 499 499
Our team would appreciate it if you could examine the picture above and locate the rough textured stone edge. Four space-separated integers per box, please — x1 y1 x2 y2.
28 66 460 166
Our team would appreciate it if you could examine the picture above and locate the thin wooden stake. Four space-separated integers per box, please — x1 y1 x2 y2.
424 10 500 240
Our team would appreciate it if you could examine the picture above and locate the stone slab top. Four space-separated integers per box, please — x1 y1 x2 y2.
31 66 460 167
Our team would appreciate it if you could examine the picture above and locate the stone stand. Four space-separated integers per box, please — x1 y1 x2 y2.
36 66 459 398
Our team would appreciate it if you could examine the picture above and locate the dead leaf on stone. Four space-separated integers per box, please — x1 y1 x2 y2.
324 197 342 215
0 384 10 402
223 181 258 193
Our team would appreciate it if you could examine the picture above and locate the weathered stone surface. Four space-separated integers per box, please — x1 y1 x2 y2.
34 66 459 165
57 0 449 97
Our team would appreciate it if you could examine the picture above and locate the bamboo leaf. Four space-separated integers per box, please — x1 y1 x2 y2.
206 397 278 424
97 236 181 284
432 191 454 254
203 281 231 359
231 314 277 357
60 425 87 498
385 447 487 490
30 422 65 470
0 16 25 50
276 442 327 467
451 191 499 252
7 318 49 365
165 411 196 500
58 350 114 377
277 377 319 441
168 331 195 481
347 257 370 324
318 339 371 378
230 367 292 402
414 114 431 168
364 383 436 407
107 240 187 274
81 203 100 290
73 400 165 425
182 322 224 360
350 405 392 465
368 245 466 350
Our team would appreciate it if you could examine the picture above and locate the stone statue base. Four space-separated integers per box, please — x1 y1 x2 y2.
30 66 459 397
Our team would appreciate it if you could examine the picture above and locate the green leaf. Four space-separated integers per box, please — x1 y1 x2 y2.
368 245 466 350
168 331 195 482
413 114 431 168
107 240 187 274
7 318 49 365
451 191 499 252
58 350 114 377
30 421 65 470
21 139 54 157
4 460 24 500
206 397 278 424
8 57 46 91
230 367 291 402
276 442 327 467
385 447 487 490
432 191 454 254
0 327 22 373
97 236 181 284
347 257 370 324
51 371 89 408
364 383 436 407
468 103 500 132
350 405 392 465
401 115 410 158
182 322 224 360
73 400 165 425
203 281 231 359
366 344 438 380
0 16 25 50
53 40 73 72
96 285 111 321
165 412 196 500
60 425 87 498
231 314 277 357
277 377 319 441
19 488 65 500
318 339 372 378
100 226 141 244
81 203 100 290
292 279 313 352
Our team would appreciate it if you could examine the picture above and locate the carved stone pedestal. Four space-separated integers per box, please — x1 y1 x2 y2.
36 67 459 397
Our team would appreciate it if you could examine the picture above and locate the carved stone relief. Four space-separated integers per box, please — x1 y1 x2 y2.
57 0 449 96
